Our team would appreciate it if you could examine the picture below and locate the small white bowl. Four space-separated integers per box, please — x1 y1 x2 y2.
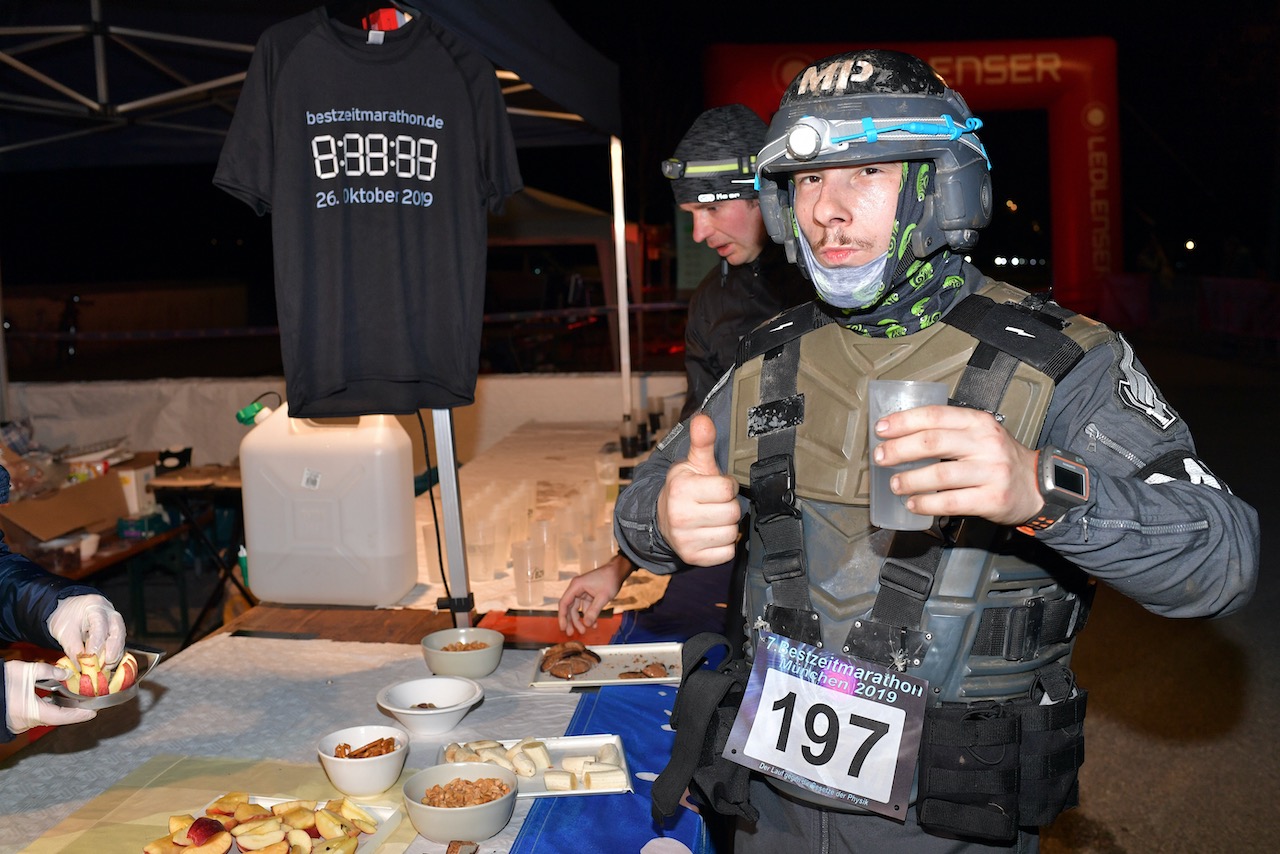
421 627 505 678
376 676 483 736
316 724 408 798
402 762 518 844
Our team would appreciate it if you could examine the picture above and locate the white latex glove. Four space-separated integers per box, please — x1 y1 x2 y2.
3 660 96 734
46 594 127 666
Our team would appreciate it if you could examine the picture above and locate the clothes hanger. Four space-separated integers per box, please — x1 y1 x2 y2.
324 1 422 27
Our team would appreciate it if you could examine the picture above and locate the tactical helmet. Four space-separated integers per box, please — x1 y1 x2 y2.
663 104 766 205
757 49 992 265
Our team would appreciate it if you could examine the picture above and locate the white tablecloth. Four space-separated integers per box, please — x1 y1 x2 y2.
0 634 581 853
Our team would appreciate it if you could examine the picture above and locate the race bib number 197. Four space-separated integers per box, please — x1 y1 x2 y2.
722 631 926 821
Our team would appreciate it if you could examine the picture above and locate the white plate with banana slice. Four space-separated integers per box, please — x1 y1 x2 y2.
438 734 633 797
529 641 682 688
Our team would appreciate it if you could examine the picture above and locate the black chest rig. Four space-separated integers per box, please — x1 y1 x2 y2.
729 281 1109 675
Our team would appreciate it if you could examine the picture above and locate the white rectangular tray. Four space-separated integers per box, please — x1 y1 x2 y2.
529 641 682 689
197 795 400 854
437 734 631 798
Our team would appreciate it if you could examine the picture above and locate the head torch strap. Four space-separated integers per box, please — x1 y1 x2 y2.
663 155 757 181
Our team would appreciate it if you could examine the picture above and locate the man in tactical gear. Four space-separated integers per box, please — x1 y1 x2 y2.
616 49 1259 852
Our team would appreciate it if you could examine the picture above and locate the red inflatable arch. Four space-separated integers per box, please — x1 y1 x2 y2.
702 38 1120 316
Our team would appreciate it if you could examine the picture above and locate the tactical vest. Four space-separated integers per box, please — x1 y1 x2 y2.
725 280 1113 831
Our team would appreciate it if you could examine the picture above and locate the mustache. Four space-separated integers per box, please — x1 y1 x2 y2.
814 230 877 252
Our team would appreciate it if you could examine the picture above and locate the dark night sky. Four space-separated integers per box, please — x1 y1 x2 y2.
0 1 1276 290
539 0 1280 279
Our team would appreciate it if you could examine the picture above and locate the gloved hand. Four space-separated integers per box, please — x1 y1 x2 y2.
47 594 127 666
3 660 95 735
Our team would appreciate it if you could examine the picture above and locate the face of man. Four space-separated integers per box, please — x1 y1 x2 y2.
679 197 769 266
791 162 902 268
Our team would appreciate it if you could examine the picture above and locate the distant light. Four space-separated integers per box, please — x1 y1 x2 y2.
994 256 1008 266
1005 199 1018 212
1185 240 1196 251
963 254 973 263
1011 257 1021 266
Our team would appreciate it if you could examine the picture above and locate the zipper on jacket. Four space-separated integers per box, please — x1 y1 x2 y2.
1084 423 1145 468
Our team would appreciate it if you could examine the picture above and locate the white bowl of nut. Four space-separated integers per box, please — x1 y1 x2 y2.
402 761 518 844
376 676 484 736
316 724 408 798
421 627 505 678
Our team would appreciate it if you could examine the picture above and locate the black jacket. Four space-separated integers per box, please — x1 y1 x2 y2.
681 243 812 420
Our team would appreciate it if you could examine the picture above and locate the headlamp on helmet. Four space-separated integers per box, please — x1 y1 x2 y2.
756 50 994 269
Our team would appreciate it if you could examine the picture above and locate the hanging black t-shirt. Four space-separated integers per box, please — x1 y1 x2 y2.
214 9 522 416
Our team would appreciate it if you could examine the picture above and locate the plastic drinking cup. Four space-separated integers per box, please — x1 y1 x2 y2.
465 517 498 582
510 539 545 607
867 379 950 530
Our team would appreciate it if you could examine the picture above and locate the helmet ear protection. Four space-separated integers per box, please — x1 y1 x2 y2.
757 50 993 268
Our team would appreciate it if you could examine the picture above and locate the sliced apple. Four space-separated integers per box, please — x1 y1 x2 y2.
57 652 109 696
335 804 373 829
271 799 317 816
286 828 314 854
335 799 377 834
177 816 229 847
187 830 234 854
310 838 357 854
312 809 354 840
168 814 197 835
231 816 282 837
143 833 186 854
279 807 316 832
107 651 138 693
207 792 251 816
233 801 273 822
233 827 286 851
254 842 291 854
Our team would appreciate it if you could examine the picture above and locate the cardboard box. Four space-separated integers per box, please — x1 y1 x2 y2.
0 476 129 562
114 451 159 515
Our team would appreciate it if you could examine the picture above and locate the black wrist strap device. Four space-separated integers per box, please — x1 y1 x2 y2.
1018 446 1090 535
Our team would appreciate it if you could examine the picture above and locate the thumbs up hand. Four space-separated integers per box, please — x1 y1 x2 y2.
657 414 742 566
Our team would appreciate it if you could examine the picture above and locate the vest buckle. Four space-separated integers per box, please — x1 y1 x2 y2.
749 454 799 524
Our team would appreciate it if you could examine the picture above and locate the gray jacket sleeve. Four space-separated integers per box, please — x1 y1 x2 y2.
616 370 740 574
1035 334 1258 618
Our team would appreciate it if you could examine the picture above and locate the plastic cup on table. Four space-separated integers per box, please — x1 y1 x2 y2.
465 517 498 582
867 379 950 530
579 534 615 575
595 451 620 503
509 539 545 607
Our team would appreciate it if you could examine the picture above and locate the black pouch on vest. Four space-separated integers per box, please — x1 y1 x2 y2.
917 668 1086 842
1018 681 1087 826
917 701 1022 842
650 631 758 823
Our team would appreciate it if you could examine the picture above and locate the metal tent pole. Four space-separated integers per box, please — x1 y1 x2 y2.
431 408 473 627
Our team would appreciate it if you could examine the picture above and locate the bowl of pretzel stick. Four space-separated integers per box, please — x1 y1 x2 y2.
317 723 409 797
